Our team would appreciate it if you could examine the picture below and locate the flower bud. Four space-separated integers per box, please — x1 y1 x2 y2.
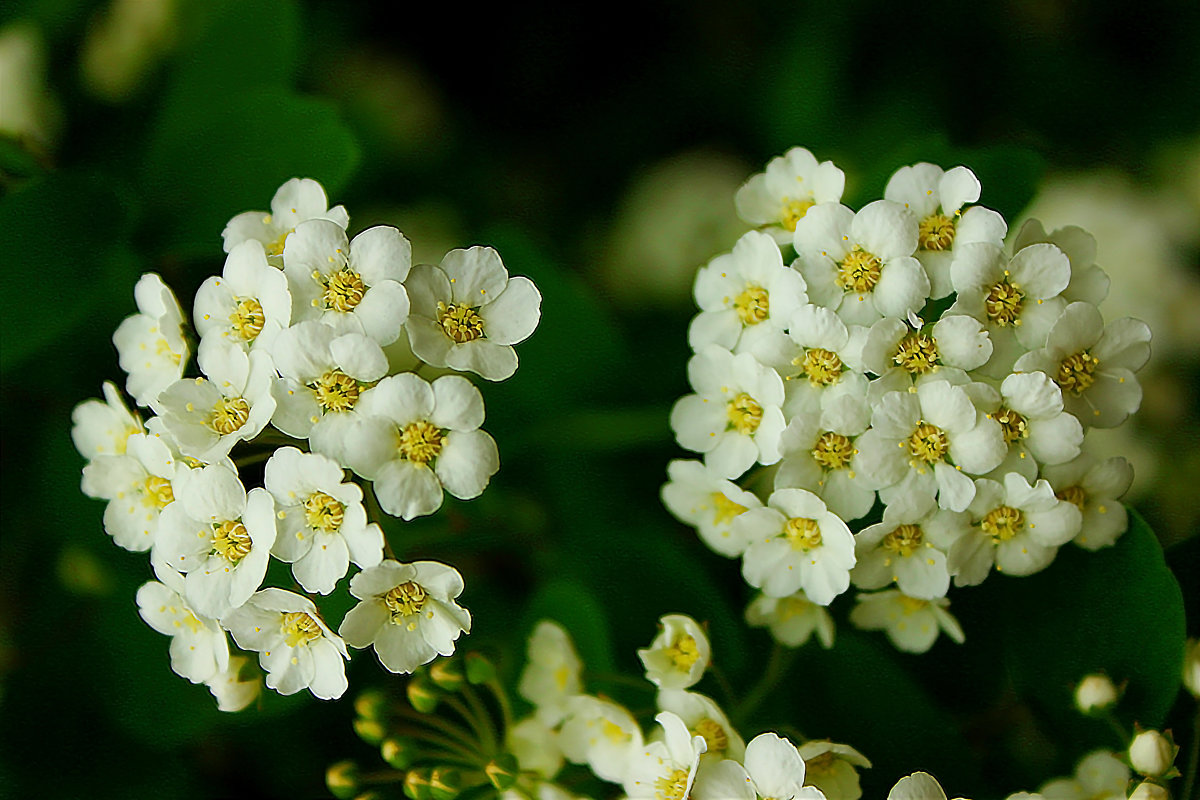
355 688 389 721
381 736 418 770
1074 674 1118 713
355 793 386 800
1128 781 1169 800
353 716 387 746
465 652 497 685
429 767 463 800
429 658 466 692
485 753 520 791
1183 639 1200 699
404 769 433 800
407 674 441 714
326 761 360 800
1129 729 1177 778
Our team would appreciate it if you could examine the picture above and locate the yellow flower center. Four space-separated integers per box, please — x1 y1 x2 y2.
918 214 956 251
837 248 883 293
437 301 486 344
785 516 823 551
398 421 445 464
726 392 763 435
265 227 290 257
212 520 252 563
281 611 323 647
883 524 923 557
303 491 345 532
799 347 843 386
733 285 770 326
667 634 701 671
323 267 366 313
655 768 690 800
209 397 250 435
711 492 747 526
897 594 929 613
229 297 266 342
985 277 1024 326
312 369 360 413
806 751 838 776
811 432 854 470
384 581 428 619
143 475 174 509
982 505 1024 541
693 718 729 754
907 422 948 463
1056 485 1087 510
994 406 1028 444
1057 351 1099 395
893 333 939 374
777 595 812 620
602 719 629 744
781 197 815 231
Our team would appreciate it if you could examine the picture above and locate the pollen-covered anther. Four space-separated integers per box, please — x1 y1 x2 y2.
398 421 445 464
726 392 763 434
918 213 956 251
143 475 174 509
229 297 266 342
982 505 1024 541
836 247 883 293
1057 351 1099 395
383 581 428 619
304 491 345 532
995 406 1028 444
212 520 252 563
781 197 815 231
711 492 747 525
323 267 366 313
655 768 691 800
801 347 843 386
883 524 923 557
893 333 939 374
733 285 770 325
811 431 854 470
667 634 701 670
312 369 360 412
693 717 729 754
209 397 250 435
1056 485 1087 510
437 301 486 343
281 611 323 647
907 422 948 463
985 278 1025 326
785 516 823 551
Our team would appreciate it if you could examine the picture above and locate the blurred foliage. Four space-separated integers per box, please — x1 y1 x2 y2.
1 0 1197 798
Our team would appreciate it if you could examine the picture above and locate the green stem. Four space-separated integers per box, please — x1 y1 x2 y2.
389 721 482 764
485 678 514 733
706 661 738 710
733 642 795 727
444 695 497 755
1182 706 1199 800
1101 710 1130 748
392 704 480 753
462 683 502 752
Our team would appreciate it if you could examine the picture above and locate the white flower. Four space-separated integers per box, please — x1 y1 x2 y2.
151 464 276 618
1128 730 1176 779
860 315 991 385
670 346 786 480
518 620 584 726
1013 301 1151 429
1041 453 1133 551
794 200 929 326
738 488 856 605
405 246 541 381
262 447 384 595
113 273 188 407
623 712 707 800
222 177 349 259
1074 674 1118 713
1039 750 1130 800
71 381 142 458
338 560 471 674
797 741 872 800
735 147 845 242
155 342 276 463
688 231 807 367
743 732 827 800
559 695 644 784
223 588 349 700
194 240 291 352
347 373 499 520
884 163 1007 299
888 772 955 800
943 474 1082 586
850 590 964 654
852 504 951 599
977 371 1084 482
661 459 763 558
780 304 869 418
507 715 564 779
136 569 228 683
284 220 412 345
638 614 711 690
205 654 261 712
745 591 835 649
657 689 744 762
269 320 388 465
81 432 186 551
1011 219 1110 306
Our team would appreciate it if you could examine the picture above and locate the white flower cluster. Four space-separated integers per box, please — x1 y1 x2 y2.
664 148 1149 653
72 178 540 707
507 615 873 800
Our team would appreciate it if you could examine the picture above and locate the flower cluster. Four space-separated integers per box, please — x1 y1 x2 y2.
73 178 541 707
664 148 1149 652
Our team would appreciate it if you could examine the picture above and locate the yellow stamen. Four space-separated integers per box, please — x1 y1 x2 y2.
982 505 1024 542
799 347 843 386
883 524 923 557
711 492 747 525
837 248 883 293
785 517 823 551
312 369 360 412
655 769 690 800
212 520 252 563
694 718 729 754
907 422 948 463
893 333 939 374
1056 352 1099 395
666 634 700 670
918 214 956 251
143 476 174 509
323 268 366 313
229 297 266 342
781 198 815 231
281 611 323 647
812 432 854 470
985 278 1024 326
437 301 486 343
994 406 1028 444
1056 485 1086 510
383 581 427 618
398 421 444 464
733 285 770 325
726 393 763 435
209 397 250 435
303 492 345 532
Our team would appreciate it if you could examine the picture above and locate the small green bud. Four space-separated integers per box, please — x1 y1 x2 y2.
429 767 463 800
465 652 497 685
485 753 520 791
407 674 441 714
326 760 360 800
404 768 433 800
353 716 388 746
354 688 389 721
429 658 466 692
355 793 386 800
381 736 418 770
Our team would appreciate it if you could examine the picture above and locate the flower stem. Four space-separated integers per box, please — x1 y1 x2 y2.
733 642 795 727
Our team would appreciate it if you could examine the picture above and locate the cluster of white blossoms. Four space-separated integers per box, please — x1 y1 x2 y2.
72 178 541 708
664 148 1150 653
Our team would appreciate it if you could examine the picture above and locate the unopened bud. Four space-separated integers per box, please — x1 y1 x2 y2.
1074 674 1118 713
381 736 418 770
1129 729 1177 778
1183 639 1200 699
354 688 389 721
1128 781 1169 800
355 793 386 800
485 753 520 791
353 716 387 745
429 767 463 800
465 652 496 685
404 768 432 800
429 658 466 692
407 674 441 714
326 760 360 800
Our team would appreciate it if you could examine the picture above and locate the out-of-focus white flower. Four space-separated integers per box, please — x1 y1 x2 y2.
661 459 763 558
849 590 964 654
136 569 228 683
405 246 541 381
638 614 711 690
80 0 178 103
559 695 644 784
1074 674 1119 714
745 590 835 649
1127 782 1169 800
623 712 707 800
518 620 583 726
657 689 744 762
0 22 61 148
224 588 349 700
194 240 291 353
736 147 845 242
1041 452 1133 551
798 740 872 800
507 714 563 779
888 772 953 800
81 432 187 552
1183 638 1200 698
72 381 143 458
1039 750 1130 800
113 273 189 407
338 560 471 674
205 654 261 712
223 177 349 259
